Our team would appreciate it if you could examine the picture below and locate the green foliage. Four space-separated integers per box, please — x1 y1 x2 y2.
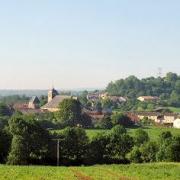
78 91 88 106
101 98 113 109
106 72 180 107
0 95 29 105
140 141 159 162
107 125 134 160
81 113 93 128
57 99 82 127
128 146 142 163
39 95 48 107
7 116 51 165
96 116 113 129
160 131 172 142
157 132 180 162
134 129 149 146
139 117 154 126
0 129 11 163
89 133 110 164
111 113 134 127
59 127 89 164
0 103 12 117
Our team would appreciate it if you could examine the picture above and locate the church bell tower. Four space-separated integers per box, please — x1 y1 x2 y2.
48 88 59 102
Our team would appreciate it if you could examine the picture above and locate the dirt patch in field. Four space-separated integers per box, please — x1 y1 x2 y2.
70 168 94 180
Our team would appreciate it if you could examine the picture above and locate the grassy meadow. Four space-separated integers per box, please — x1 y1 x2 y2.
53 126 180 140
168 106 180 113
0 163 179 180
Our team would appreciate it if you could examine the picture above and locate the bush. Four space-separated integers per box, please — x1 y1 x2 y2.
157 135 180 162
111 113 134 127
134 129 149 146
97 116 113 129
140 141 158 162
128 146 142 163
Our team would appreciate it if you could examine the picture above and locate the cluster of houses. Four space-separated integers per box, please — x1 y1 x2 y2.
127 111 180 127
87 92 127 103
13 89 180 129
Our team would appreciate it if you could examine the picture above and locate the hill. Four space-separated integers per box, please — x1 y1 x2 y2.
106 72 180 107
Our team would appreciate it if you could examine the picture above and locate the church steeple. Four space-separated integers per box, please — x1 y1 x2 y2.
48 88 59 102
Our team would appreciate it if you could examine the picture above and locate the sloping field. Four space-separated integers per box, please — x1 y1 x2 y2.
0 163 179 180
53 126 180 140
85 126 180 140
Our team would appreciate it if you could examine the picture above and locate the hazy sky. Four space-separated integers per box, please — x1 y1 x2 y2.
0 0 180 89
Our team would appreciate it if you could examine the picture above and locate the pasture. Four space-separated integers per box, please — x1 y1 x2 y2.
53 126 180 140
0 163 179 180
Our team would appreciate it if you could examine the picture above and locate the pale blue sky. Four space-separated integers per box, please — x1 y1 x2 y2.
0 0 180 89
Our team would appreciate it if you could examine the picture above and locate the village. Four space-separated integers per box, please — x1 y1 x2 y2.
12 87 180 129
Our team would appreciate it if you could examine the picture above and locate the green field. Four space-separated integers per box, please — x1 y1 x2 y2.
168 107 180 113
0 163 179 180
53 126 180 140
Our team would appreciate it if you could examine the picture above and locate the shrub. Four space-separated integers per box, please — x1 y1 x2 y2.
134 129 149 146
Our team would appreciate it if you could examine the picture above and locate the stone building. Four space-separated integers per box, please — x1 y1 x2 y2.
41 88 77 112
28 96 40 109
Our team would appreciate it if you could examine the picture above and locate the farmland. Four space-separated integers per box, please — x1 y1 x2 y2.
53 126 180 140
0 163 179 180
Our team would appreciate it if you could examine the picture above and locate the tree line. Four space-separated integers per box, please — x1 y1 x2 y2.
106 72 180 107
0 98 179 166
0 116 179 166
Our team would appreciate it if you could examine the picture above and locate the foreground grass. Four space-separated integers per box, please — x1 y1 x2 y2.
0 163 179 180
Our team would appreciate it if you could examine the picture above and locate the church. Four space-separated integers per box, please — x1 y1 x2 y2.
41 88 77 112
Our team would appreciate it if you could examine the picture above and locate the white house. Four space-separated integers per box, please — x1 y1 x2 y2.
137 96 159 102
173 119 180 129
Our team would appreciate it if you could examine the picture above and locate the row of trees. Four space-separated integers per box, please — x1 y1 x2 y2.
0 116 179 165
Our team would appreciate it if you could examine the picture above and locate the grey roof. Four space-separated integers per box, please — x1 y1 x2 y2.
41 95 76 109
29 96 40 104
49 88 59 95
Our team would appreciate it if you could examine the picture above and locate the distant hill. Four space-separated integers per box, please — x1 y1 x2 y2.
0 90 48 97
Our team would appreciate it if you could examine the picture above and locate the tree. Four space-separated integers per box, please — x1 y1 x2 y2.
94 101 102 113
111 113 134 127
57 99 82 127
59 127 89 165
89 133 110 164
0 103 12 117
81 113 93 128
165 72 178 82
39 95 48 107
78 91 88 107
101 98 113 109
7 116 51 165
128 146 142 163
97 116 113 129
0 129 11 163
140 141 158 162
160 131 172 142
166 136 180 162
157 135 180 162
107 125 134 160
134 129 149 146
